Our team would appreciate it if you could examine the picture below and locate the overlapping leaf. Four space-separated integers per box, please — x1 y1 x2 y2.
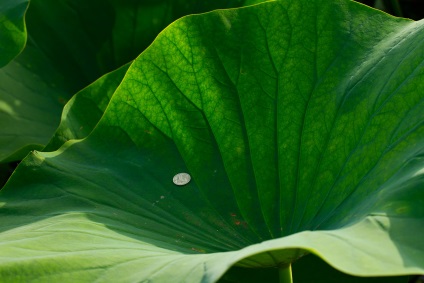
0 0 261 163
43 63 130 152
1 0 424 282
0 0 28 67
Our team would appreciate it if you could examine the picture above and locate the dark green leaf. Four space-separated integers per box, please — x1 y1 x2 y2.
44 63 130 151
0 0 261 162
0 0 28 67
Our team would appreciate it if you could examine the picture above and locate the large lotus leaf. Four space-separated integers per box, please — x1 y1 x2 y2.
0 0 28 67
1 0 424 282
0 0 261 163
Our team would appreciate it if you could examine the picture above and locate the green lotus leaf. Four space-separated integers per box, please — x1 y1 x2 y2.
0 0 28 67
1 0 424 282
43 63 130 152
0 0 260 163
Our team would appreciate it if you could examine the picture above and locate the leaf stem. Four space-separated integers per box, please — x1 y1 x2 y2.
278 264 293 283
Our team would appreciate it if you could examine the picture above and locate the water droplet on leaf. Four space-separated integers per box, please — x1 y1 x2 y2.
173 173 191 186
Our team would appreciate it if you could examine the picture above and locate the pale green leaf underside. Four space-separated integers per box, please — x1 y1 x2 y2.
1 0 424 282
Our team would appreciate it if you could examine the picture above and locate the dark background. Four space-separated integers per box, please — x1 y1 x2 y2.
358 0 424 20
